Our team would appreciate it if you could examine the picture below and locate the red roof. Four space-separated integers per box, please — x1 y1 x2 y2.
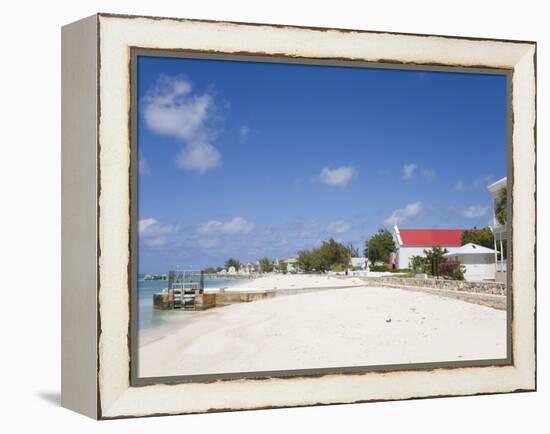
398 229 470 247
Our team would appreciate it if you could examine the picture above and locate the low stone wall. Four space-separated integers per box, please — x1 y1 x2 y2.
365 276 506 296
215 291 275 306
155 290 276 310
195 293 217 310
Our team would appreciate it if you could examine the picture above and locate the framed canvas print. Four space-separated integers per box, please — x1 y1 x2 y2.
61 13 536 419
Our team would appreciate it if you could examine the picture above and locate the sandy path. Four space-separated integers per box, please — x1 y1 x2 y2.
139 285 506 378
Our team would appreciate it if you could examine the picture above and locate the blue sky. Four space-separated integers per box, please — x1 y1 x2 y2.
137 55 507 273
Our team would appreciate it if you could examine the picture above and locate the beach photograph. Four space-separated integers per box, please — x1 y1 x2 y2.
135 55 509 379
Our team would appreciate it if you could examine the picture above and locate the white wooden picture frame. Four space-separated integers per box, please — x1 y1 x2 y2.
61 13 536 419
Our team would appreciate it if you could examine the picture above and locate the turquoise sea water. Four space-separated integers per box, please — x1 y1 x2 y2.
138 275 246 331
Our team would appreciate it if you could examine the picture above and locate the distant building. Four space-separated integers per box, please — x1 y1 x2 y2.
350 257 368 269
488 177 507 283
443 243 496 281
392 226 471 269
281 258 298 273
227 266 237 275
238 263 257 274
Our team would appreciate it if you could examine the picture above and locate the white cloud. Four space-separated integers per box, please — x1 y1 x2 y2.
403 163 435 182
320 166 355 188
454 180 465 192
421 169 436 182
138 158 151 175
139 218 157 233
144 237 168 247
462 205 488 219
196 217 255 235
327 220 351 234
403 163 418 180
239 125 250 143
384 202 423 226
175 142 220 172
139 218 180 247
142 75 221 174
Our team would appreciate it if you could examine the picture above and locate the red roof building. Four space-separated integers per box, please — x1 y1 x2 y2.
398 229 467 247
392 226 474 269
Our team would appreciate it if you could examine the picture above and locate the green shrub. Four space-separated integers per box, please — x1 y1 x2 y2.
409 255 427 273
389 268 411 273
439 260 465 281
332 263 348 272
369 264 390 272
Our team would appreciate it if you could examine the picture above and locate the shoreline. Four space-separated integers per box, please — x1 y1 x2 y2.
204 273 366 293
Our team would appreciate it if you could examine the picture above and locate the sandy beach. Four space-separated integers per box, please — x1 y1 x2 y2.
139 278 506 378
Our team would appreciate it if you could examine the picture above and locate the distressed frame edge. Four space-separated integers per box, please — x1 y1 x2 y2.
61 13 100 420
94 14 536 419
96 11 537 46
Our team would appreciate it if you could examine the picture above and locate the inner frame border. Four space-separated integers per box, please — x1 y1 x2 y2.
128 47 514 387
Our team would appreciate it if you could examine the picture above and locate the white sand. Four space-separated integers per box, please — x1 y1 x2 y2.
207 273 366 293
139 285 507 378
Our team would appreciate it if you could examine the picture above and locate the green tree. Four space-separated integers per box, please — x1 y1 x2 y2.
224 258 240 271
461 227 494 248
409 255 426 273
495 187 507 225
423 246 448 277
364 229 396 264
320 239 351 271
297 239 351 272
203 267 217 274
297 249 315 272
346 243 360 257
258 257 275 273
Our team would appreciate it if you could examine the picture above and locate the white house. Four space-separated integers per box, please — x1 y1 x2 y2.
443 243 496 281
238 263 257 274
391 226 470 270
488 177 507 283
280 258 299 273
350 257 368 269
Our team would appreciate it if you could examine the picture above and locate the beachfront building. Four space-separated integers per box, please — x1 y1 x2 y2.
443 243 496 282
350 257 368 270
280 258 299 273
391 226 471 270
238 263 258 274
488 177 507 283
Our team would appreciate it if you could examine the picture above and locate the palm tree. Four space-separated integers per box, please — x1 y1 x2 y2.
495 187 507 225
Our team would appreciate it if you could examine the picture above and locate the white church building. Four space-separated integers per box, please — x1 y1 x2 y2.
389 177 506 282
391 226 497 281
391 226 469 270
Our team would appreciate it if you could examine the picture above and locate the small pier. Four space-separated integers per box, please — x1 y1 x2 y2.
154 269 206 310
153 269 275 311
